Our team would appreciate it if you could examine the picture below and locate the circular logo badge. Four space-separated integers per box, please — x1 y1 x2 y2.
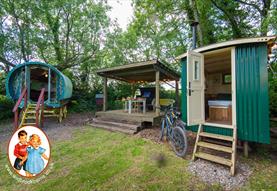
8 126 51 177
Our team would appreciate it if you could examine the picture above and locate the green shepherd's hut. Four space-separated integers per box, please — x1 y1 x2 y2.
176 36 276 175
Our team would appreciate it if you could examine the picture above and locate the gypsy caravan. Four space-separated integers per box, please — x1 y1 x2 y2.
6 61 72 128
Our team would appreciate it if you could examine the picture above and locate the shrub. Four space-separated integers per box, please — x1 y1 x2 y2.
0 95 14 120
269 77 277 117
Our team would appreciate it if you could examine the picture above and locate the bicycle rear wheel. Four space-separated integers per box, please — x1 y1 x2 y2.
160 118 165 141
170 126 187 157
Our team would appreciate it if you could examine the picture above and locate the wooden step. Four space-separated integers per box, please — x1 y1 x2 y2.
44 110 56 114
25 110 55 114
93 118 139 131
44 114 59 117
197 141 233 153
27 104 37 108
204 122 234 129
88 122 136 135
25 110 36 114
25 116 37 120
22 123 36 126
195 152 232 166
199 132 233 141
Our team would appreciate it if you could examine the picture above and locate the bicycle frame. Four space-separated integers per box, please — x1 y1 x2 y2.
160 106 188 157
163 110 178 140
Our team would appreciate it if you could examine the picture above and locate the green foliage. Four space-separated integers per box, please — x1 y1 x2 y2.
0 95 13 120
107 81 137 110
0 72 6 94
269 57 277 116
0 0 276 116
68 91 97 113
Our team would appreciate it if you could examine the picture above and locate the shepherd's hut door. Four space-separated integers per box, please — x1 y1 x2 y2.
187 51 205 126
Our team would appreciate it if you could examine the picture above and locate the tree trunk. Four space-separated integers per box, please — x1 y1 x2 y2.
260 0 271 35
189 0 204 46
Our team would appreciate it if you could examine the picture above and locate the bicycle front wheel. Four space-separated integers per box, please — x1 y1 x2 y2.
160 118 165 141
171 126 187 157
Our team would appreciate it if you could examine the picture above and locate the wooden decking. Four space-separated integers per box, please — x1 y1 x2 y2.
95 110 164 126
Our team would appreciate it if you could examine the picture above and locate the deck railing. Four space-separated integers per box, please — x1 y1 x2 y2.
12 87 27 130
36 88 45 128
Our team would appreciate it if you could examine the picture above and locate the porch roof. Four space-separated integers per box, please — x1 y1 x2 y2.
96 59 180 83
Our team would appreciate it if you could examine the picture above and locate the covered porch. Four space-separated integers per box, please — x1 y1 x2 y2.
95 59 180 129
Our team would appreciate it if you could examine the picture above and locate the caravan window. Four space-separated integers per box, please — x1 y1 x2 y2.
193 60 200 81
223 73 231 84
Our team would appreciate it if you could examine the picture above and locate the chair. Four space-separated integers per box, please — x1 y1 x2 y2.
152 99 176 111
160 99 175 111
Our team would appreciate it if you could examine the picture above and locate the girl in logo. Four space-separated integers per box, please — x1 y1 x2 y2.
25 134 49 176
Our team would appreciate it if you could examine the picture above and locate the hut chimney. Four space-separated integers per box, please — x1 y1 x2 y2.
190 21 199 50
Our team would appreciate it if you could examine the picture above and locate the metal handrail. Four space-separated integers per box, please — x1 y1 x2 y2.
12 87 27 112
13 87 27 130
36 88 45 128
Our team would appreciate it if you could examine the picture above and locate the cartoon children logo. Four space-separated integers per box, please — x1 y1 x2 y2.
8 126 51 177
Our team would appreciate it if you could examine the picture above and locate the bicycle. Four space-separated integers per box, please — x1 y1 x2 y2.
160 107 188 157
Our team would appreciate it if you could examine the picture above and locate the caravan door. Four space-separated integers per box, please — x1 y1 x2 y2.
187 51 205 126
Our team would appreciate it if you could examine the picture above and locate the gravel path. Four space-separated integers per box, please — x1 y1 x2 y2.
188 159 252 190
136 127 197 155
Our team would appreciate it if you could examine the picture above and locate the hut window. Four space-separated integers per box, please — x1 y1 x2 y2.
193 60 200 81
223 74 231 84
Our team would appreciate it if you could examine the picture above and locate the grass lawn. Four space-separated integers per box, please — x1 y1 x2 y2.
1 126 277 191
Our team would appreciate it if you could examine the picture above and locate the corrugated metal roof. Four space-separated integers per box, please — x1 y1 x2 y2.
176 36 276 59
97 59 180 82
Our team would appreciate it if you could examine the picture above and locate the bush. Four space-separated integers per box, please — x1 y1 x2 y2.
269 77 277 117
68 91 97 113
269 60 277 117
0 72 6 94
0 95 14 120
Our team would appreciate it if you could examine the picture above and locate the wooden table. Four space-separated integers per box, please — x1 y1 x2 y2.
124 99 146 114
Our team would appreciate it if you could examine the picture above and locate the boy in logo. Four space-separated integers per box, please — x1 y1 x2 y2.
13 130 28 175
25 134 49 176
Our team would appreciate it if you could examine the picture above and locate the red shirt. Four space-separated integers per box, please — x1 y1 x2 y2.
14 143 28 158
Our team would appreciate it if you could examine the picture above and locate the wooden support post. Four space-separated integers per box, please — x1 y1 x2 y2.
131 83 134 97
41 97 44 128
24 92 27 111
243 141 249 158
231 125 237 176
63 105 67 118
103 77 107 111
14 110 18 130
175 80 179 110
192 124 202 161
155 71 160 116
59 107 63 123
48 68 51 102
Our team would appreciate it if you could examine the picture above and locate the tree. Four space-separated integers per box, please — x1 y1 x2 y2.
0 0 112 91
235 0 273 35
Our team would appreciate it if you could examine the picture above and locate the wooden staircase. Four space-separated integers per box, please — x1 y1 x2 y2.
19 104 65 128
192 124 237 176
19 104 40 127
13 88 45 129
13 87 67 129
89 118 140 134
